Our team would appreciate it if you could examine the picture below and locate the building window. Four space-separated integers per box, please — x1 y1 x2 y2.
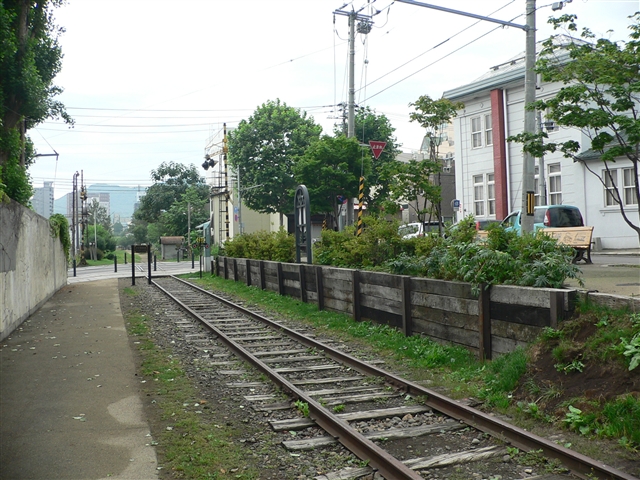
473 174 485 215
484 114 493 146
470 115 493 148
471 117 482 148
548 163 562 205
487 173 495 215
474 173 495 217
604 169 618 206
604 168 638 206
623 168 638 206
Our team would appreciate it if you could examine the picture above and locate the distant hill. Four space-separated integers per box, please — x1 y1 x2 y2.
54 184 146 221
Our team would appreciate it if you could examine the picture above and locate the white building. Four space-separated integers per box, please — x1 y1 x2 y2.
443 37 639 250
31 181 54 218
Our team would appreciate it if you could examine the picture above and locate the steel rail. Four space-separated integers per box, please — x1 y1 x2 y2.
157 275 638 480
152 277 423 480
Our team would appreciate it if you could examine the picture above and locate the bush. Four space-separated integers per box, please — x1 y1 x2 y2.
222 228 295 262
105 252 115 260
314 216 407 268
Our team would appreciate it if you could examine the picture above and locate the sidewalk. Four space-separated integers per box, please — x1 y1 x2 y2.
0 279 158 480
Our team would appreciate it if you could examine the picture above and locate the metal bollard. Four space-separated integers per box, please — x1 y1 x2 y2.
153 255 157 271
114 255 117 273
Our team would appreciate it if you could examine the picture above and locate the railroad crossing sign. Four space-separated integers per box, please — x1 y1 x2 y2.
369 140 387 159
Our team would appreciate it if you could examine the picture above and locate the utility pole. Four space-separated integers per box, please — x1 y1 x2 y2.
333 5 373 227
521 0 537 233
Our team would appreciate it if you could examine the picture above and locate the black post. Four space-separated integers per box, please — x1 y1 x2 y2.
114 256 117 273
72 258 76 277
199 254 203 279
131 245 135 286
147 244 152 285
192 252 195 268
124 252 127 264
154 255 157 271
177 250 180 263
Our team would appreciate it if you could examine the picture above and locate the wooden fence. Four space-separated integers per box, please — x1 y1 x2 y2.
217 256 576 359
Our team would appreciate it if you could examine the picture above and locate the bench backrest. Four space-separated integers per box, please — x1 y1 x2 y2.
541 226 594 248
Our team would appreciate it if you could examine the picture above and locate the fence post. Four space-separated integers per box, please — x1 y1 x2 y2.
352 269 361 322
401 276 412 337
299 264 307 303
233 258 238 282
224 257 228 279
259 261 266 290
246 259 251 286
549 291 564 329
277 262 284 295
147 244 152 285
478 284 492 361
316 266 324 311
154 255 157 271
131 245 135 286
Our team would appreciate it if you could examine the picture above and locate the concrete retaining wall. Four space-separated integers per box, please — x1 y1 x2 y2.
1 200 68 341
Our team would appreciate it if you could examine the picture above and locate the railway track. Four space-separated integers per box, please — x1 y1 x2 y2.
147 275 636 480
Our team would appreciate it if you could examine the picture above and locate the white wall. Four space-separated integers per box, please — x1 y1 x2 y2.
1 200 68 341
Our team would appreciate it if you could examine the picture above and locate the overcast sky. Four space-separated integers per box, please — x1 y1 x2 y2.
29 0 638 199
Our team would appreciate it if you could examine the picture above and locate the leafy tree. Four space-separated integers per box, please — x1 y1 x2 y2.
333 106 402 214
135 161 208 224
406 95 463 231
113 221 124 236
228 99 322 225
293 135 370 228
510 14 640 243
0 0 72 204
385 157 443 225
147 186 208 245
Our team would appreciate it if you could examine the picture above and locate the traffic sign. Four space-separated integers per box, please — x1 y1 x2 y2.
369 141 386 159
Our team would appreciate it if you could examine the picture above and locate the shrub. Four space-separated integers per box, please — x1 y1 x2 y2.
222 228 295 262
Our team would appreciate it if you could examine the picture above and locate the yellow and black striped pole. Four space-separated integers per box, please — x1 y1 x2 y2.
356 176 364 236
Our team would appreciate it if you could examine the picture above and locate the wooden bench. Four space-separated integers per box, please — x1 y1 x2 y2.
541 226 594 264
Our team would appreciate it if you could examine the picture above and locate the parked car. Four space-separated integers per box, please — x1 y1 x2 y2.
500 205 584 234
398 221 441 239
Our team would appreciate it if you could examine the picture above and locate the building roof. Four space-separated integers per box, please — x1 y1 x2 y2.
443 35 585 101
159 236 184 245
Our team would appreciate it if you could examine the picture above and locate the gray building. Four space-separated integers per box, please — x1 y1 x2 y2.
31 182 55 218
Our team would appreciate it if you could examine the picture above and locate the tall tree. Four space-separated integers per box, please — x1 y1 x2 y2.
333 106 402 214
511 14 640 243
408 95 463 232
228 99 322 226
0 0 72 204
293 135 370 228
134 161 208 224
87 198 111 232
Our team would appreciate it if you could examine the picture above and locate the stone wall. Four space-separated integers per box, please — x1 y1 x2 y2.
1 200 67 341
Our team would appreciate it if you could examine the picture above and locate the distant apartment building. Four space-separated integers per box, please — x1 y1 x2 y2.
86 192 111 216
31 181 55 218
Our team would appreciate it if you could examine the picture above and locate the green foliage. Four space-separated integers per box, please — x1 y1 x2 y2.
222 228 294 262
563 405 593 436
335 106 402 214
313 217 406 268
0 0 72 205
0 130 33 204
228 99 322 216
294 135 371 223
554 359 585 375
620 333 640 371
49 213 70 260
294 400 309 417
478 348 528 407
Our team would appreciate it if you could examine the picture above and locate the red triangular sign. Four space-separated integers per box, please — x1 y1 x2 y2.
369 141 386 159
